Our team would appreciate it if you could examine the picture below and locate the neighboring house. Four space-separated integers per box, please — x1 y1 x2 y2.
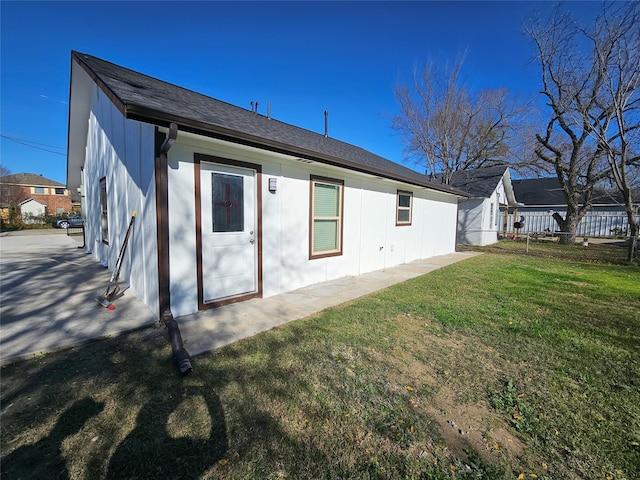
67 51 468 320
19 198 46 222
506 177 639 237
448 166 521 246
0 173 73 215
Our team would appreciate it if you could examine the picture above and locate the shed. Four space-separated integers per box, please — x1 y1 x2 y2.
67 51 468 320
449 166 520 246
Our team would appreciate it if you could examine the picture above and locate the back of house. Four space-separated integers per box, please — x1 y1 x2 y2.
67 52 468 319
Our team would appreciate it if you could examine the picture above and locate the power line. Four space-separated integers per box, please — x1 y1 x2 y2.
0 134 67 156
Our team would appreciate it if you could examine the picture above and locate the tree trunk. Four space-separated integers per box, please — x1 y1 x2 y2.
552 212 578 244
626 212 639 263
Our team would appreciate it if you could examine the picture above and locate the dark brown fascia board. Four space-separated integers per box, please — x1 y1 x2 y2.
72 52 468 198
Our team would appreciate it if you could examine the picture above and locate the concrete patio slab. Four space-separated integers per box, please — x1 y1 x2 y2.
176 251 481 358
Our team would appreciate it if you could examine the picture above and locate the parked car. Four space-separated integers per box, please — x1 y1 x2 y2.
52 216 83 229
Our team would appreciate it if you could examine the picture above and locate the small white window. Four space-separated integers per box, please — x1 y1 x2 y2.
396 191 413 226
490 202 494 228
100 177 109 244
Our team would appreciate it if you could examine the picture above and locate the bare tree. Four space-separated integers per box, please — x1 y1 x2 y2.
0 166 20 205
526 2 638 245
586 2 640 261
0 166 23 228
392 54 523 185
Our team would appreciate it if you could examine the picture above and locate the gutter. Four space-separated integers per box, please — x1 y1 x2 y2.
155 123 192 375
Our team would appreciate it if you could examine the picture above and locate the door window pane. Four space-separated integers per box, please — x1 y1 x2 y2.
212 173 244 232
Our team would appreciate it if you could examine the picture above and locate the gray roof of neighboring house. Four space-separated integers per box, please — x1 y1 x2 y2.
449 165 510 197
512 177 638 206
0 173 65 188
511 178 565 205
447 165 521 206
70 51 467 197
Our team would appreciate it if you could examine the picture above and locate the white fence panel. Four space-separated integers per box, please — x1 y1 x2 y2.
501 210 635 238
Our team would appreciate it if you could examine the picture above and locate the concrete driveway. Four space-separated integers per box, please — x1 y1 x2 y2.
0 230 156 364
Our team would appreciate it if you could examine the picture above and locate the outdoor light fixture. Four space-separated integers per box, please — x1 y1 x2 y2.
269 177 278 193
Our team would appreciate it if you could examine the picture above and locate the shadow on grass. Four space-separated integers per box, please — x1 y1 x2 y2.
1 328 229 480
2 397 104 480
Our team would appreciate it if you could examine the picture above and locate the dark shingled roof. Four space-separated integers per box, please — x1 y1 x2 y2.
512 177 638 206
0 173 65 187
71 51 467 197
511 178 565 205
448 165 510 198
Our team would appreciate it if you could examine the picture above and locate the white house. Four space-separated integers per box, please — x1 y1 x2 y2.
449 166 521 246
19 198 46 222
67 51 468 321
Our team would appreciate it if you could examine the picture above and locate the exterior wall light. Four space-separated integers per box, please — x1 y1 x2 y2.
269 177 278 193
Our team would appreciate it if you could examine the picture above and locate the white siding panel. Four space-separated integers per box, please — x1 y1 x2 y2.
261 163 283 298
357 184 387 274
82 84 158 317
166 143 199 318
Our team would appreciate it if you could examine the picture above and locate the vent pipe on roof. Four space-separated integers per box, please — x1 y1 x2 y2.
267 102 271 119
324 110 328 138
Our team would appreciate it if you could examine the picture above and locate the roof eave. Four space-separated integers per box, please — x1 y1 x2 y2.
126 104 469 198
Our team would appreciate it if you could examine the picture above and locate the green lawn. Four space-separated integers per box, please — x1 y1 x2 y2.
1 242 639 479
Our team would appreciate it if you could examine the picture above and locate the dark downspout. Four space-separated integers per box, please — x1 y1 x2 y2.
155 123 192 375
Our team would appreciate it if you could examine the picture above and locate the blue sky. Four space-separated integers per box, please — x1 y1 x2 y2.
1 1 601 185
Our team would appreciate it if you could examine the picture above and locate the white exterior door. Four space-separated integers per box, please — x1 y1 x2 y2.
200 162 257 302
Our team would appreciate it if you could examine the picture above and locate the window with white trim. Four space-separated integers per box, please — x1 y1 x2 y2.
100 177 109 244
396 190 413 226
490 202 494 228
310 176 343 258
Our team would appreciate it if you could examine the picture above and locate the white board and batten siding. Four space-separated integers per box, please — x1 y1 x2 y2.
81 88 459 319
82 85 159 316
457 181 506 247
167 133 458 318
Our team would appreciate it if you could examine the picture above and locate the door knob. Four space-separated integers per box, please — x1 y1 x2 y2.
249 239 255 244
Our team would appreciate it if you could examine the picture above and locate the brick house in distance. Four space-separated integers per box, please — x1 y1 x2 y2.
0 173 73 215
